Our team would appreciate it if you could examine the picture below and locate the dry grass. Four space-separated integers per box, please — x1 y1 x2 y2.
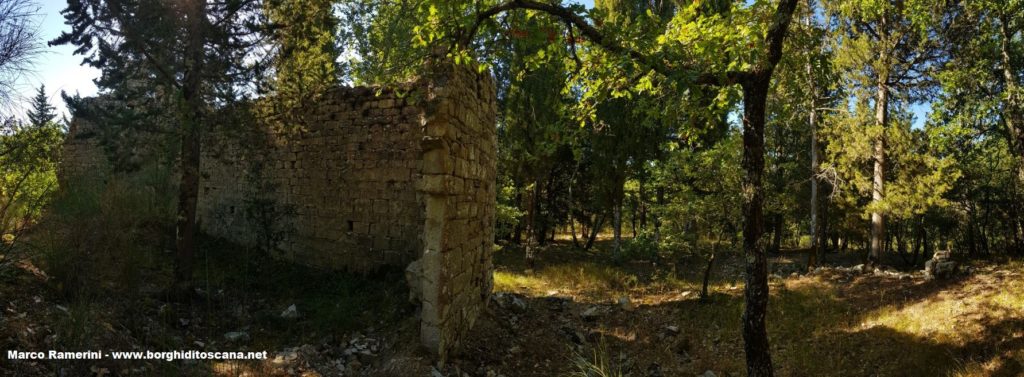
494 263 677 301
481 242 1024 376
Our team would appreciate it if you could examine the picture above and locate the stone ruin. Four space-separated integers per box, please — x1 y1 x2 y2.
60 62 498 361
924 250 959 279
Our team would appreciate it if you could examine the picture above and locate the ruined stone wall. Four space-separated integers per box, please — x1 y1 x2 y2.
417 64 497 360
198 62 496 359
59 117 111 184
60 62 497 360
198 83 428 271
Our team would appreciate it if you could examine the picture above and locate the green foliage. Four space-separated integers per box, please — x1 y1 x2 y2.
37 164 176 299
342 0 434 84
52 0 265 102
827 0 947 100
263 0 339 128
822 101 959 221
652 131 743 256
0 117 63 243
26 85 57 128
615 229 660 263
495 177 525 240
62 92 178 173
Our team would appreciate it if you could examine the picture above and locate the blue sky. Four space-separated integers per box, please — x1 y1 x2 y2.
17 1 593 120
11 1 99 119
22 0 927 128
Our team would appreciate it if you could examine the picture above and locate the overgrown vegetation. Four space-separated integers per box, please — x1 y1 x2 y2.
0 0 1022 376
0 85 63 274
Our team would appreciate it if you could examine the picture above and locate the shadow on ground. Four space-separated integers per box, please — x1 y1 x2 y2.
449 240 1024 377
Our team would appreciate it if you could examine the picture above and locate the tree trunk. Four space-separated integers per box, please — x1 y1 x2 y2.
967 202 979 256
701 237 718 303
524 179 540 269
631 197 637 238
174 109 201 292
654 187 664 243
540 172 558 246
568 165 580 247
820 188 830 254
999 13 1024 175
808 35 821 266
613 196 622 254
869 80 889 263
513 184 524 244
740 79 773 377
172 0 207 295
584 213 606 251
911 220 923 266
770 213 783 254
639 178 647 231
570 215 581 248
924 227 933 259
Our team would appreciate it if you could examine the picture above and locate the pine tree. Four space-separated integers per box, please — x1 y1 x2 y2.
52 0 266 295
25 84 56 128
264 0 340 124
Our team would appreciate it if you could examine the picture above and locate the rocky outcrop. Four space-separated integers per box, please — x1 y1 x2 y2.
924 250 959 279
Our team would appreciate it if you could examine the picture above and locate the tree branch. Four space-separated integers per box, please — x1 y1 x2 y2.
465 0 796 88
758 0 800 77
465 0 718 83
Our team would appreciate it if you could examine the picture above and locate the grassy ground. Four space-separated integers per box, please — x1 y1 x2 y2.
449 239 1024 377
3 225 1023 376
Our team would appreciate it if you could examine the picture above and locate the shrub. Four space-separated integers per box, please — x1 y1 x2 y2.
495 182 524 240
36 163 175 299
567 341 624 377
615 230 660 263
0 121 62 274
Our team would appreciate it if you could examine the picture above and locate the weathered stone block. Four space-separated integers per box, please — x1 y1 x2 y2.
64 61 496 365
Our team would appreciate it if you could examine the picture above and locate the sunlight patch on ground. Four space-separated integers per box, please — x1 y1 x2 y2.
493 262 738 303
858 266 1024 347
493 263 643 302
844 263 1024 376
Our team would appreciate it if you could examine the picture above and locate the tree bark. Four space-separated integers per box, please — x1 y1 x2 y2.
569 212 581 249
741 79 773 377
513 184 524 244
736 0 799 373
771 213 783 254
999 13 1024 168
870 80 889 263
524 179 539 269
654 187 664 243
631 197 637 238
568 167 582 248
700 236 718 303
639 178 647 231
807 17 821 265
172 0 207 294
613 194 622 254
173 110 201 291
584 213 606 251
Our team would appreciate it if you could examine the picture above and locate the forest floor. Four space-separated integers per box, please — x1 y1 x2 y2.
1 236 1023 377
449 241 1024 377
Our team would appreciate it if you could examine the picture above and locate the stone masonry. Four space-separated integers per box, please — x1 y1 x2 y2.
60 115 112 184
60 62 497 361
